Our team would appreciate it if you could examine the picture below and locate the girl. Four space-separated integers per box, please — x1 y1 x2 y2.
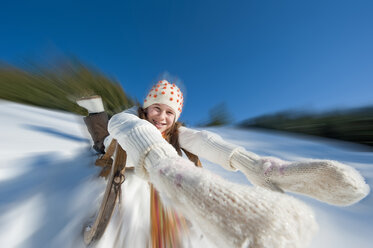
78 79 369 248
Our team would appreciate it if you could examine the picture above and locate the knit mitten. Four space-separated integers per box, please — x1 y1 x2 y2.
108 112 318 247
147 156 318 248
108 111 179 180
231 148 370 206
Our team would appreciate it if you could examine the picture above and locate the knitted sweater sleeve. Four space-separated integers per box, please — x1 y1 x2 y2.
107 107 179 172
178 126 258 171
177 127 370 206
107 113 318 248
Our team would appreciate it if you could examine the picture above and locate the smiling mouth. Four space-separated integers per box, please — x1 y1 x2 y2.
153 120 166 129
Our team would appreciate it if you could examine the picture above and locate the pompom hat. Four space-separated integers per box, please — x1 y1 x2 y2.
143 80 184 121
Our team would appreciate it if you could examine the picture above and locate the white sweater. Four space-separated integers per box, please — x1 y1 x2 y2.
104 106 243 170
104 107 319 248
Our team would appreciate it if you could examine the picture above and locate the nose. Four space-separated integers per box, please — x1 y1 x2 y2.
158 110 167 120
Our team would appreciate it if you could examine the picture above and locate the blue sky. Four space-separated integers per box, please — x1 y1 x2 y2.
1 0 372 125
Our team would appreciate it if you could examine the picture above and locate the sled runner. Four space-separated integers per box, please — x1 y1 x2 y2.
83 139 127 245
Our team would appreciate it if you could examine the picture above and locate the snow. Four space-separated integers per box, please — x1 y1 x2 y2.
0 100 372 248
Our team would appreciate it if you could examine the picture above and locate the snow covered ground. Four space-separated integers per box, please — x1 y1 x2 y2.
0 100 372 248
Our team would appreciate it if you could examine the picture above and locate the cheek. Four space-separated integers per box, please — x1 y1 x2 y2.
167 115 175 125
146 110 156 119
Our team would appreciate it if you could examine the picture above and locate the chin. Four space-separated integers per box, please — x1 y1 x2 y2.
153 124 164 132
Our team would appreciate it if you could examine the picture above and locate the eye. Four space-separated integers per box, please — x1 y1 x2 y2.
167 111 175 116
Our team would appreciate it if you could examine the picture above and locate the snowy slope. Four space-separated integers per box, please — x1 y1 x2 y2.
0 100 372 248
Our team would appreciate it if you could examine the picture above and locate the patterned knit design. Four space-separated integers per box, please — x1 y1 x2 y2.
145 156 318 248
143 80 184 121
232 149 370 206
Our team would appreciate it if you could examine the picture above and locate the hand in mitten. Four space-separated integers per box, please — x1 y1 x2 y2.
230 149 285 192
147 156 317 248
108 111 179 180
108 113 318 247
231 148 370 206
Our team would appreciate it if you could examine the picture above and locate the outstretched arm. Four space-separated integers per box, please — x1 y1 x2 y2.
107 113 317 248
178 126 370 206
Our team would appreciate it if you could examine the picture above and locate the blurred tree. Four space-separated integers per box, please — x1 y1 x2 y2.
240 107 373 147
201 102 233 127
0 57 134 117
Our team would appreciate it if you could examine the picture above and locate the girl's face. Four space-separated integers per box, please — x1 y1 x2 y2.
146 103 176 133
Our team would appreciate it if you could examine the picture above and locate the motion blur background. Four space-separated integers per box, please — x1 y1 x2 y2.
1 0 372 147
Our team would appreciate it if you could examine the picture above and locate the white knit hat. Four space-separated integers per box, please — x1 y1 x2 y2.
143 80 184 121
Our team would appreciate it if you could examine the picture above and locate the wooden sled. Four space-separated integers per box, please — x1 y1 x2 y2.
83 139 202 246
83 139 127 245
